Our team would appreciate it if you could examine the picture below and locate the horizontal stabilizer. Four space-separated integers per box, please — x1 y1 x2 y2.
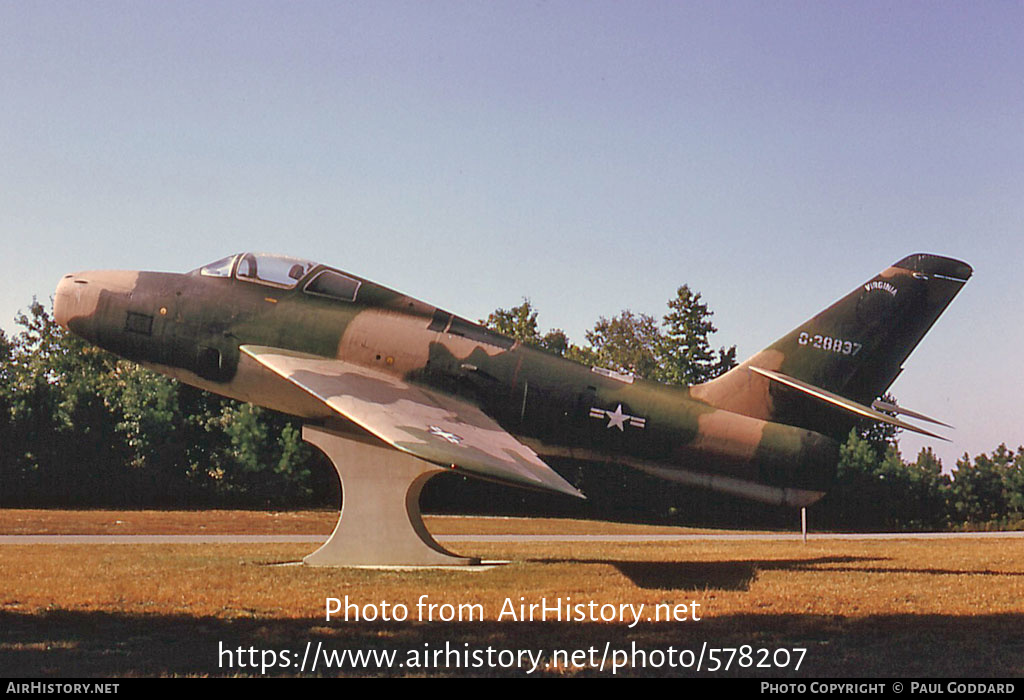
748 366 949 441
871 399 953 429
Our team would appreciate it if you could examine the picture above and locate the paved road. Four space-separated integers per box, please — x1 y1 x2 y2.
3 531 1024 544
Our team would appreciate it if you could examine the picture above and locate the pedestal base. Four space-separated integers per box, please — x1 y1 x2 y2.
302 425 477 567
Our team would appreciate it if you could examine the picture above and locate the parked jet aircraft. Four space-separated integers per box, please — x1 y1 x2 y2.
53 252 970 563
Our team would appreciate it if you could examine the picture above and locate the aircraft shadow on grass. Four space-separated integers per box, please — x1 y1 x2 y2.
529 556 1024 591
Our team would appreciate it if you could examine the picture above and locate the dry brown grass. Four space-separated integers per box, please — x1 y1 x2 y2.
1 512 1023 677
0 508 738 536
0 508 335 535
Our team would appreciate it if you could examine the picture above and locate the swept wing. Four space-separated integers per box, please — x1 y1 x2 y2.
240 345 583 498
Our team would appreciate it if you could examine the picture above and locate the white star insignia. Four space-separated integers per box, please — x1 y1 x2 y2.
588 404 646 431
428 425 463 444
605 404 628 431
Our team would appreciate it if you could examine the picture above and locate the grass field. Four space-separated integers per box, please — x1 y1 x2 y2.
0 508 734 536
1 510 1023 677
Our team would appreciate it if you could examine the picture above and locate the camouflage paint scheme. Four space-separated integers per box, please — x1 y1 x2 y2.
54 253 971 507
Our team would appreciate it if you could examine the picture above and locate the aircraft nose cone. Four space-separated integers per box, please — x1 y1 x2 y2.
54 273 98 332
53 270 139 341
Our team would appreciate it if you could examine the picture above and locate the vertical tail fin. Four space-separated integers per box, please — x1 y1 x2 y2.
690 254 971 439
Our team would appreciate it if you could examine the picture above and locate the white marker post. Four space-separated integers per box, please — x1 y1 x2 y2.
801 507 807 543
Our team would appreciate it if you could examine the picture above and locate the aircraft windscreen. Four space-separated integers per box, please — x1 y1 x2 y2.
196 255 237 278
236 253 317 288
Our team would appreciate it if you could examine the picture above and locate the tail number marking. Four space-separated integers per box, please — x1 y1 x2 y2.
798 332 862 356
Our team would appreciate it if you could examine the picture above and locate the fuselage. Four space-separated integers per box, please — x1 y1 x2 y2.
54 253 837 506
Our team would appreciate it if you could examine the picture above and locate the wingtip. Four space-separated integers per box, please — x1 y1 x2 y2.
547 477 587 500
871 399 955 430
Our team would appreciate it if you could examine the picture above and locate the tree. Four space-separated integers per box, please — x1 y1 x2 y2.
874 444 952 530
817 431 953 531
3 300 128 504
0 299 325 508
857 392 901 459
583 288 737 385
656 284 737 385
822 429 885 529
482 300 543 346
949 444 1019 525
585 310 662 379
0 329 14 499
482 286 737 386
1003 446 1024 517
481 300 576 357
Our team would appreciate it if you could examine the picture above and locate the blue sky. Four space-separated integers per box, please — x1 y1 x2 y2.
2 2 1021 469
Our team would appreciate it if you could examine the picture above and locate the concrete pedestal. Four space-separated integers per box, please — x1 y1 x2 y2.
302 425 477 567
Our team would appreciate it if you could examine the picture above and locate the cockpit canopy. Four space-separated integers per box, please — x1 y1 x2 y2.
198 252 316 288
195 253 362 302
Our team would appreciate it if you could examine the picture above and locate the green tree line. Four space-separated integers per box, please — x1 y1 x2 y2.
0 301 328 508
1 293 1021 531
